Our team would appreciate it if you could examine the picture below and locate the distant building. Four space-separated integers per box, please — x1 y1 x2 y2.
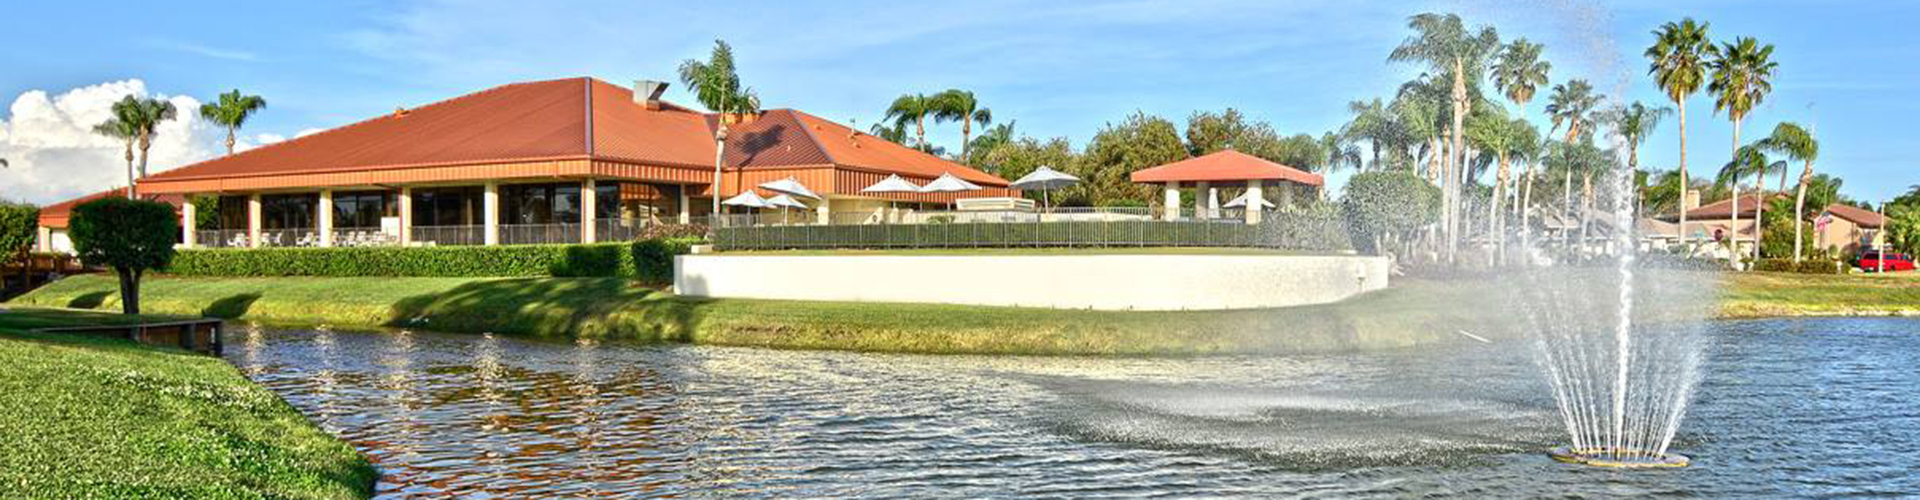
1816 203 1884 256
35 189 184 254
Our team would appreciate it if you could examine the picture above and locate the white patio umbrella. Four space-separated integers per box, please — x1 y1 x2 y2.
1222 190 1277 209
1008 165 1079 212
918 172 984 210
765 194 810 225
861 174 923 223
720 190 771 227
759 176 821 200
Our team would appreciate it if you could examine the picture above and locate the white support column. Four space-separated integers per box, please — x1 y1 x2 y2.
317 190 334 247
397 187 413 245
36 227 51 253
180 197 197 247
816 199 831 225
581 179 597 243
483 182 500 246
1245 180 1264 225
677 185 692 224
247 194 263 248
1197 181 1215 219
1163 182 1182 221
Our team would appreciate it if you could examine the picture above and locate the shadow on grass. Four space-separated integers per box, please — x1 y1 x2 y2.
386 277 708 341
66 290 113 309
202 293 263 319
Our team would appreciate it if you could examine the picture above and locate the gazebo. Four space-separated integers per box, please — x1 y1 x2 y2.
1129 150 1324 224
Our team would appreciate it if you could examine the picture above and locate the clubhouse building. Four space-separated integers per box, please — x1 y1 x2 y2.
124 77 1013 248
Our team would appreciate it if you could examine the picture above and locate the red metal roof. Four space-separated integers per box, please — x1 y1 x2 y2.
37 189 184 229
1129 150 1323 186
1823 203 1884 228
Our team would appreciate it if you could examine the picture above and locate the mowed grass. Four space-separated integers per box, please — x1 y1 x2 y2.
10 274 1506 356
0 306 194 330
0 327 375 499
1720 271 1920 318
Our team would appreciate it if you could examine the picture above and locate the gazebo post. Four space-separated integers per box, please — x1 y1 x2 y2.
1163 182 1181 221
1244 180 1263 225
1198 181 1215 219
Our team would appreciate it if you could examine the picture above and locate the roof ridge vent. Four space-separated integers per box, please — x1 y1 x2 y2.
633 80 669 110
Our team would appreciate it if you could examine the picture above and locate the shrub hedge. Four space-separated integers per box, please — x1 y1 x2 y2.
1752 258 1846 275
714 211 1354 253
166 237 704 283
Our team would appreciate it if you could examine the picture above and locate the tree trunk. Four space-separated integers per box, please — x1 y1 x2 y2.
914 116 927 149
960 119 972 162
226 126 237 155
1753 169 1766 261
1793 160 1813 262
1449 57 1468 262
1730 117 1742 266
1562 168 1573 246
116 267 141 315
124 142 137 199
1674 100 1689 250
1492 152 1510 265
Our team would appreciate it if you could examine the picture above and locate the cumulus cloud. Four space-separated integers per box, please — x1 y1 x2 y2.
0 79 281 205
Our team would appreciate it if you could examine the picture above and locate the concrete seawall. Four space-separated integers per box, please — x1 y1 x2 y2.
675 254 1389 311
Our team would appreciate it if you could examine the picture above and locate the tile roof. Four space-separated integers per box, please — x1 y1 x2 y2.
38 189 184 229
1679 192 1787 220
1823 203 1884 228
1129 150 1324 186
783 110 1008 186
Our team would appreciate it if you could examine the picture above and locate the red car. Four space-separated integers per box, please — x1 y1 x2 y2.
1858 251 1916 272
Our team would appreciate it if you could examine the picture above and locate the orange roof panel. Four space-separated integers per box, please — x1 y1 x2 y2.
1129 150 1323 185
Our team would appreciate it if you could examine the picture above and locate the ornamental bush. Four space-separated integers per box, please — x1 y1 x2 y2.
1751 258 1845 275
0 202 38 266
167 237 703 282
1342 171 1440 254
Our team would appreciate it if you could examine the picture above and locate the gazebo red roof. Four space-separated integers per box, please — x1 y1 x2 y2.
1129 150 1323 186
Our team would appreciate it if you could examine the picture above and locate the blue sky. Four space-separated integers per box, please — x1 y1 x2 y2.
3 0 1913 205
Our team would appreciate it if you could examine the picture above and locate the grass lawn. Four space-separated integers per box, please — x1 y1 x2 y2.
8 274 1507 356
0 305 195 331
716 246 1328 256
0 324 374 498
1720 271 1920 318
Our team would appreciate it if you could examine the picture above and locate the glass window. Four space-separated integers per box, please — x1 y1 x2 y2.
218 195 248 230
332 191 393 228
260 194 317 229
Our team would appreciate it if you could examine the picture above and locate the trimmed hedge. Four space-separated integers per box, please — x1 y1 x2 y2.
714 210 1354 253
166 237 704 283
1752 258 1846 275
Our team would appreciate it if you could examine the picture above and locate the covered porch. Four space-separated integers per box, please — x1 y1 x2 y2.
1128 150 1326 225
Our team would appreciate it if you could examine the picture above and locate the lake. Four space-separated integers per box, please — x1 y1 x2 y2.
226 318 1919 498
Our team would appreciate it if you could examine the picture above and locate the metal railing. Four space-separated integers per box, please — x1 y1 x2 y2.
501 223 581 245
593 218 651 243
195 229 251 248
412 225 484 246
257 228 319 248
714 207 1354 251
329 228 402 247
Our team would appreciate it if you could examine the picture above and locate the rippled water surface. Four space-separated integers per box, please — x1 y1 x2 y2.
226 318 1919 498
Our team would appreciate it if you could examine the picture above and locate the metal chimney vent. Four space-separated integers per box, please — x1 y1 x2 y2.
634 80 669 110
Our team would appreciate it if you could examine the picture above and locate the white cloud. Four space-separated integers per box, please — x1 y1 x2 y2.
0 79 279 205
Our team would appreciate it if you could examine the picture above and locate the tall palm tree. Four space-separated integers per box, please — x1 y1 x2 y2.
92 117 138 198
198 89 267 155
1492 38 1551 118
1467 110 1537 262
1390 12 1500 259
679 39 761 218
110 96 178 190
1760 122 1819 261
1708 36 1778 261
1544 79 1602 227
1604 102 1672 174
929 89 992 162
868 120 909 144
1343 98 1398 170
1320 131 1362 174
884 93 933 149
1647 18 1713 250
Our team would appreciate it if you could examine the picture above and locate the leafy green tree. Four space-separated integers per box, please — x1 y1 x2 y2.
70 198 179 315
966 121 1016 164
930 89 992 162
0 202 37 291
1343 171 1441 257
1884 205 1920 256
1647 17 1713 250
91 117 138 197
884 93 933 149
1759 197 1814 260
1184 108 1277 158
976 135 1079 203
198 89 267 155
1077 111 1185 206
110 96 178 186
1707 36 1778 261
678 39 761 116
1758 122 1819 261
190 195 221 232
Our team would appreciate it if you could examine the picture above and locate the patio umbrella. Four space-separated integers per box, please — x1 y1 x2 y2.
1222 190 1276 209
766 194 810 225
720 190 771 227
918 172 983 210
759 176 821 200
861 174 923 222
1008 165 1079 212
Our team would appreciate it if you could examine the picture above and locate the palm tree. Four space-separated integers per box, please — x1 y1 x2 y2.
1604 102 1672 175
1467 110 1538 262
1759 122 1819 261
884 93 933 150
1708 36 1777 261
1342 98 1398 170
930 89 992 162
1389 12 1500 259
92 117 138 198
1320 131 1362 174
1544 79 1602 228
1647 18 1713 250
679 39 761 219
1492 38 1551 118
868 120 909 144
198 89 267 155
110 96 178 192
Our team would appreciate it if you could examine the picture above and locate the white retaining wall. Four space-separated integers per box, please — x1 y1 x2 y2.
675 254 1389 311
